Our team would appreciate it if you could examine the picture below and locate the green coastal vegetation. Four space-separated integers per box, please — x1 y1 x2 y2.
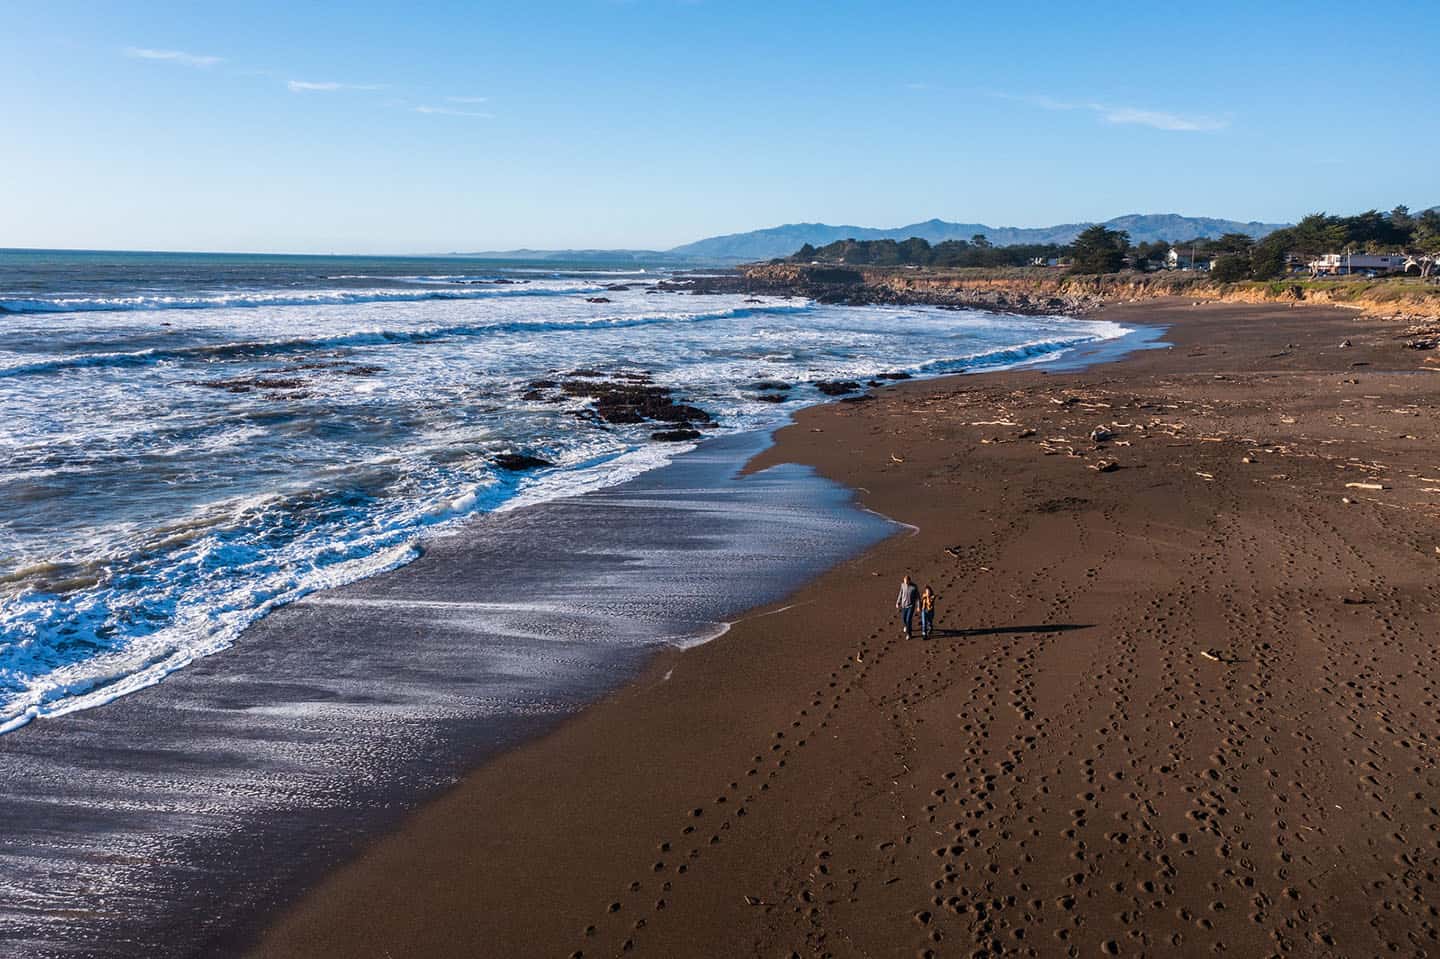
791 235 1067 270
787 206 1440 280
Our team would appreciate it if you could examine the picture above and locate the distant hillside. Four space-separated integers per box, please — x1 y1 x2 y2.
667 214 1291 261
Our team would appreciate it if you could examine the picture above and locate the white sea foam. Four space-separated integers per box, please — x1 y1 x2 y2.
0 302 812 378
0 274 1132 733
0 541 422 734
0 280 597 315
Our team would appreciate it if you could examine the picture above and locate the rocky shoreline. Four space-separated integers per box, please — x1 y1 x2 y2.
516 366 924 451
664 265 1107 314
664 263 1440 321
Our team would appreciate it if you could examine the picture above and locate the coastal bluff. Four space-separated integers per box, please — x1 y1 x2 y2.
718 263 1440 321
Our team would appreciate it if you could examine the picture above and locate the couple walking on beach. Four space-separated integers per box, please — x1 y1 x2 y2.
896 575 936 639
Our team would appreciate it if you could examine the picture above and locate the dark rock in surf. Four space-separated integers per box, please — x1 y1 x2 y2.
197 376 307 393
651 429 702 442
815 380 862 396
493 453 553 471
560 378 713 426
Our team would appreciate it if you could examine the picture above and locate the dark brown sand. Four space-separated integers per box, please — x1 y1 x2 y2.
250 299 1440 958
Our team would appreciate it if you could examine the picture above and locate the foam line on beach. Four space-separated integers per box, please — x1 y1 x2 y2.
0 426 899 954
0 542 422 735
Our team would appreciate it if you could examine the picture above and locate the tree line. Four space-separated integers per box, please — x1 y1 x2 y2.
791 235 1066 269
788 206 1440 279
1107 206 1440 280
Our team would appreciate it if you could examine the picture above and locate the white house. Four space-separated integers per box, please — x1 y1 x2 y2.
1309 253 1410 276
1166 249 1211 271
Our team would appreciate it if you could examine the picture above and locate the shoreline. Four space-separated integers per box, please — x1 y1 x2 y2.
250 296 1440 957
0 428 895 958
0 295 1145 958
723 262 1440 321
0 290 1126 739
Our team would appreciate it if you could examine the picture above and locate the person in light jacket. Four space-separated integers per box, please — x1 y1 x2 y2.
896 574 919 638
918 585 937 639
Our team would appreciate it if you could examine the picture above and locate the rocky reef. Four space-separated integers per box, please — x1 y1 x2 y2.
523 370 716 438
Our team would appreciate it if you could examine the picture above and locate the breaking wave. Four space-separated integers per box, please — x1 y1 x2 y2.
0 283 593 315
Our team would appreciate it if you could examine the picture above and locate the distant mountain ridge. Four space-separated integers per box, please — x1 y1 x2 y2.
666 213 1291 261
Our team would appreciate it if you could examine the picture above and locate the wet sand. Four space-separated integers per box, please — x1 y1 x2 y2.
0 433 891 957
251 298 1440 958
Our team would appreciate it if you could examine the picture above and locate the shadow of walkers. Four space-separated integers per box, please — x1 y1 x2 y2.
930 624 1094 639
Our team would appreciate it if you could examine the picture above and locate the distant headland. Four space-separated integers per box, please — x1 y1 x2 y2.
450 212 1295 263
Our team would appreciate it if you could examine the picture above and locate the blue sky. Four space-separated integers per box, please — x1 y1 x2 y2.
3 1 1437 254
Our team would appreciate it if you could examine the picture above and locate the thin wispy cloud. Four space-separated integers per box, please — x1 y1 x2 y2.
129 49 484 119
287 80 386 93
994 92 1227 132
124 47 222 67
1093 105 1226 132
414 105 494 118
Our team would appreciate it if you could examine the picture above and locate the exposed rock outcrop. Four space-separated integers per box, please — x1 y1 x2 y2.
522 371 716 435
493 453 553 471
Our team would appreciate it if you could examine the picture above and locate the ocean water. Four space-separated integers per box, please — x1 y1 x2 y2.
0 249 1130 734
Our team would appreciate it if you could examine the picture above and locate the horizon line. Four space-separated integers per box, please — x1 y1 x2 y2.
0 244 684 259
0 211 1300 261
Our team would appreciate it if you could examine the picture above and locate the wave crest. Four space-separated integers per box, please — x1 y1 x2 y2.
0 284 592 315
0 304 812 379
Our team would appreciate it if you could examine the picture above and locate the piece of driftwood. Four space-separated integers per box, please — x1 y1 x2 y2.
1200 649 1240 664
